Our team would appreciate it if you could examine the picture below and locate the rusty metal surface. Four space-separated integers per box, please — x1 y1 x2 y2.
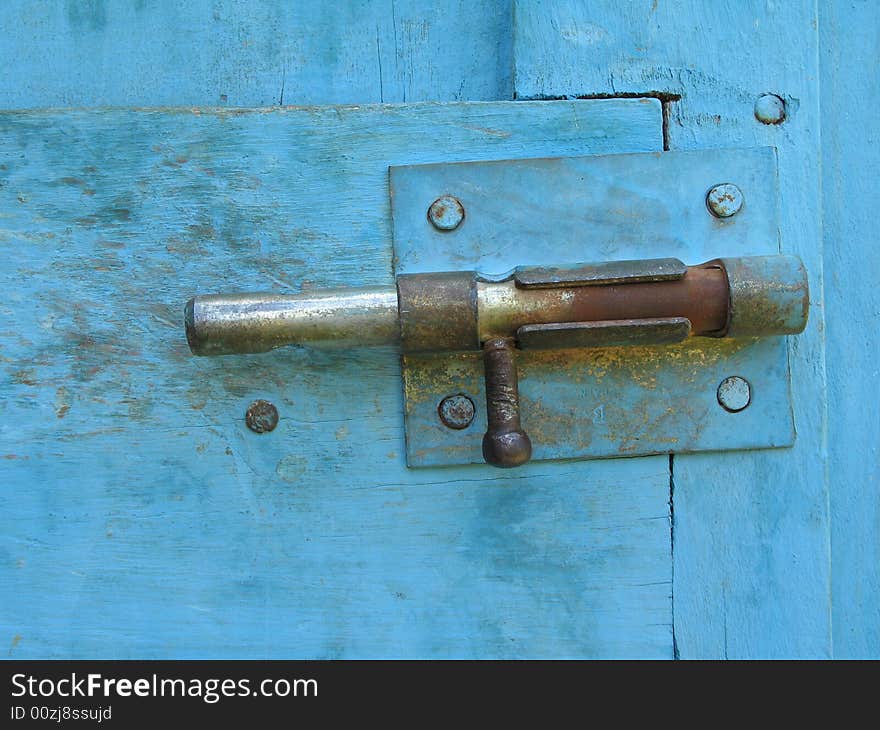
185 254 802 357
517 317 692 350
481 338 532 467
401 337 794 467
514 257 686 288
718 255 809 337
397 271 479 353
437 394 475 430
392 148 798 467
478 265 729 340
245 399 280 433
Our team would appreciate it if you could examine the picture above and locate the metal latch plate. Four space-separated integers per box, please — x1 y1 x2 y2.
390 148 795 467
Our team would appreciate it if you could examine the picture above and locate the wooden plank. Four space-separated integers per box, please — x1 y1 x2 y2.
0 0 513 108
0 100 674 658
514 1 830 657
819 1 880 658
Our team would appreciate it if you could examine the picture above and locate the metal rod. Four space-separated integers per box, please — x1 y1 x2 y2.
184 256 809 356
185 287 400 355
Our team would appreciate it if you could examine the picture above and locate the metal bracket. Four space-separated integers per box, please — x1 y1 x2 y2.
514 257 687 288
390 147 796 467
516 317 693 350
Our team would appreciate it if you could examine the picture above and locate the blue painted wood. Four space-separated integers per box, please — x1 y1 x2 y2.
514 1 831 657
3 0 864 660
0 0 513 108
819 1 880 658
0 101 675 658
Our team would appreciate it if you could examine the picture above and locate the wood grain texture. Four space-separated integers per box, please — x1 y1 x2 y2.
0 100 675 658
514 0 831 657
0 0 513 108
819 1 880 658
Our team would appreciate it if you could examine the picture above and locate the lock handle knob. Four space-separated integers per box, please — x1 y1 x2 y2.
481 338 532 468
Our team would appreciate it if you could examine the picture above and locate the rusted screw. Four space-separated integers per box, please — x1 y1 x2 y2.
427 195 464 231
245 399 279 433
706 183 744 218
754 93 786 125
717 376 751 413
438 394 476 430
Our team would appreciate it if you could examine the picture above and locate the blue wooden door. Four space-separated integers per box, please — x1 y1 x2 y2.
1 1 876 659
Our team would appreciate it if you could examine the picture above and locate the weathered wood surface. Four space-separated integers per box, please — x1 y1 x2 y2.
0 100 675 658
0 0 513 108
819 1 880 658
514 1 831 657
3 0 873 660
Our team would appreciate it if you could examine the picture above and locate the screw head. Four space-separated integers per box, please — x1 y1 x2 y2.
438 394 475 429
754 94 786 125
717 376 751 413
245 399 279 433
427 195 464 231
706 183 744 218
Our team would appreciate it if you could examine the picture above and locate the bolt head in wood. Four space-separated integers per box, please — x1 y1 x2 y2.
754 94 786 125
427 195 464 231
245 399 279 433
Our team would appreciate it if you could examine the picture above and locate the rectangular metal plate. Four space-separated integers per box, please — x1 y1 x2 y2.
390 147 794 467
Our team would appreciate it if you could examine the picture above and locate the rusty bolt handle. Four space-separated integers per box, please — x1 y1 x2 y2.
481 338 532 468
